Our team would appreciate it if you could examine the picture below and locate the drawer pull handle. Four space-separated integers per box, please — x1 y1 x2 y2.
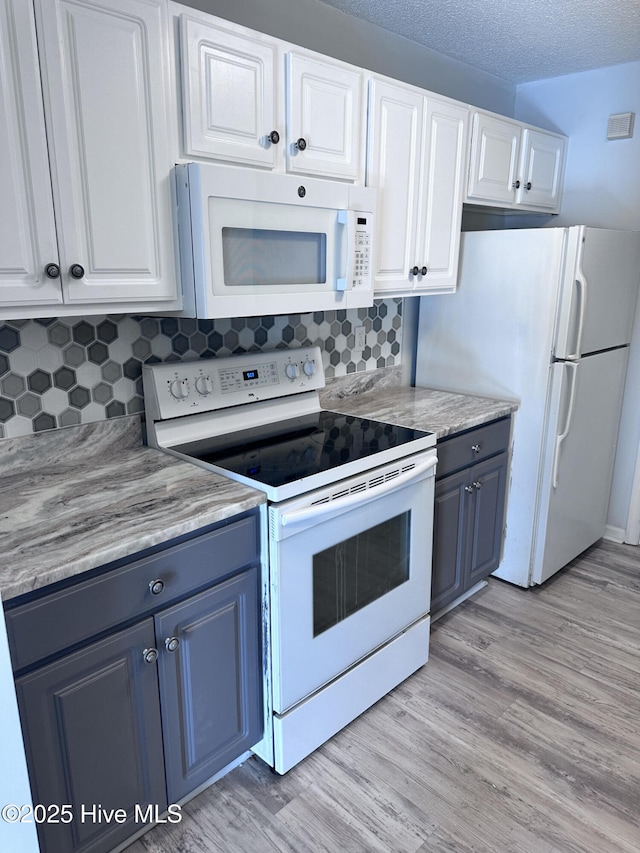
471 444 481 453
143 648 158 664
149 579 165 595
165 637 180 653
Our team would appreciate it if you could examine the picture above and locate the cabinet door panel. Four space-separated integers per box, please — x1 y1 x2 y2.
466 453 508 586
417 99 468 292
367 78 422 292
517 128 565 211
286 52 364 181
0 0 61 305
156 567 262 802
467 112 520 205
181 16 280 167
16 620 166 853
34 0 177 304
431 469 468 613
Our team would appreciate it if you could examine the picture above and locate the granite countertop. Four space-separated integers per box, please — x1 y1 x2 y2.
0 417 265 602
319 368 518 438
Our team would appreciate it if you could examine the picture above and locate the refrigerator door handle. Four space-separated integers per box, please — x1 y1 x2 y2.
553 361 579 488
567 262 587 361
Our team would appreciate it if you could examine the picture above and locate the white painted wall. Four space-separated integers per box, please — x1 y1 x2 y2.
515 62 640 538
515 62 640 230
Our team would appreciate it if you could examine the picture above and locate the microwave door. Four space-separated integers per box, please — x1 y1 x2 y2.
176 162 375 318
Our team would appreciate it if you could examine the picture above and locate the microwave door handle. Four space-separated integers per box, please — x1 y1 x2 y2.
279 454 438 528
336 209 350 292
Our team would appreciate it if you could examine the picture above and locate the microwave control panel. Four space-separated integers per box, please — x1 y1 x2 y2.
351 216 372 291
143 346 326 422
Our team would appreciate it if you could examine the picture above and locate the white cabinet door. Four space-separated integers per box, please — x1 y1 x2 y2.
416 98 468 293
0 0 61 306
286 52 365 182
180 15 282 168
366 78 422 293
34 0 178 306
467 111 520 205
516 128 566 211
367 78 467 296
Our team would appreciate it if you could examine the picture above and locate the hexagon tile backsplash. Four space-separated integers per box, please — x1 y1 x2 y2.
0 301 402 439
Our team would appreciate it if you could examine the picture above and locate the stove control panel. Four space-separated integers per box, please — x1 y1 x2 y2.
143 346 325 421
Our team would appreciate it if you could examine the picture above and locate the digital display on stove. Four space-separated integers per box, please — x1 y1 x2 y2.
173 410 433 490
243 369 259 381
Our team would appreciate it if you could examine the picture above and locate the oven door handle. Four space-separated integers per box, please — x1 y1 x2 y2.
279 454 437 528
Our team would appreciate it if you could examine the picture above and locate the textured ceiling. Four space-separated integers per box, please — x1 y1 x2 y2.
315 0 640 83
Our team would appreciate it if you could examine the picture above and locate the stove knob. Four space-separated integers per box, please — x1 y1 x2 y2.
195 375 213 396
169 378 189 400
302 360 315 377
285 363 299 380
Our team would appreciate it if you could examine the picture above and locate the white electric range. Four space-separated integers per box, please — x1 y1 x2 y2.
143 346 436 773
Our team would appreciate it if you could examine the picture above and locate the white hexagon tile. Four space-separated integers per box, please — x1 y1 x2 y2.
0 301 403 438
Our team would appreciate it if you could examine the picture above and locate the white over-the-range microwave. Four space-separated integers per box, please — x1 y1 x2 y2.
174 163 376 318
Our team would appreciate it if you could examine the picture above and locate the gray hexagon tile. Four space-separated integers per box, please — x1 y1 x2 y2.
0 300 403 438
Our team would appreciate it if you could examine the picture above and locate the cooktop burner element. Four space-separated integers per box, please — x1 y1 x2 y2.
173 409 431 490
143 346 435 501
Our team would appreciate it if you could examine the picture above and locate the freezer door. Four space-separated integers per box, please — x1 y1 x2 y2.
532 347 629 584
555 228 640 359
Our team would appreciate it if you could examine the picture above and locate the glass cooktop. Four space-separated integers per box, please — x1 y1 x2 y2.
173 409 433 491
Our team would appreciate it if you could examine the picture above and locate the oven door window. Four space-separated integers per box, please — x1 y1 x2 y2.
313 512 410 637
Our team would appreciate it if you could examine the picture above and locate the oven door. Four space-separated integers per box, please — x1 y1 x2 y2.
268 450 436 714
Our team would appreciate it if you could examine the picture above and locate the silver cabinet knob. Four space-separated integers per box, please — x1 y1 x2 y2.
473 481 482 490
165 637 180 653
149 579 164 595
143 648 158 664
45 263 60 278
471 444 481 453
464 484 475 493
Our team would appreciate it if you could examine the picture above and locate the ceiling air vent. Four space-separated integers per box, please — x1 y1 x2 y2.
607 112 635 140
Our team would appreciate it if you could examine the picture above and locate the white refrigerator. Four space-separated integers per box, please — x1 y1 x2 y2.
415 226 640 587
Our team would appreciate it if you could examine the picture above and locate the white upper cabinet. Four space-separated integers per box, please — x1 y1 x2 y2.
1 0 180 318
286 52 365 182
517 127 565 210
0 0 63 308
367 77 468 296
467 112 520 205
178 11 365 182
467 109 566 212
180 15 282 168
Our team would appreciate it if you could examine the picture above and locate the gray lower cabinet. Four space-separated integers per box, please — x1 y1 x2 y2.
431 417 510 614
6 511 263 853
15 620 167 853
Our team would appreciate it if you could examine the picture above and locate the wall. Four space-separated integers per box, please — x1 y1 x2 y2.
178 0 515 114
0 302 401 439
515 61 640 230
515 62 640 538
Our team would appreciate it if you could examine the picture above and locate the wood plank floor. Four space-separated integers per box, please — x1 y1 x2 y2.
124 539 640 853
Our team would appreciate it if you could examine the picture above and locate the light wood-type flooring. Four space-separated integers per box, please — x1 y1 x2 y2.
124 538 640 853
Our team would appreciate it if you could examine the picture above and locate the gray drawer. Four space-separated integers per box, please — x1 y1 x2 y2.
437 417 511 479
6 514 259 672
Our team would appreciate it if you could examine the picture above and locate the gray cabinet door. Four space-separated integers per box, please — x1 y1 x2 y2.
431 468 468 613
15 620 166 853
466 452 508 587
156 567 263 803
